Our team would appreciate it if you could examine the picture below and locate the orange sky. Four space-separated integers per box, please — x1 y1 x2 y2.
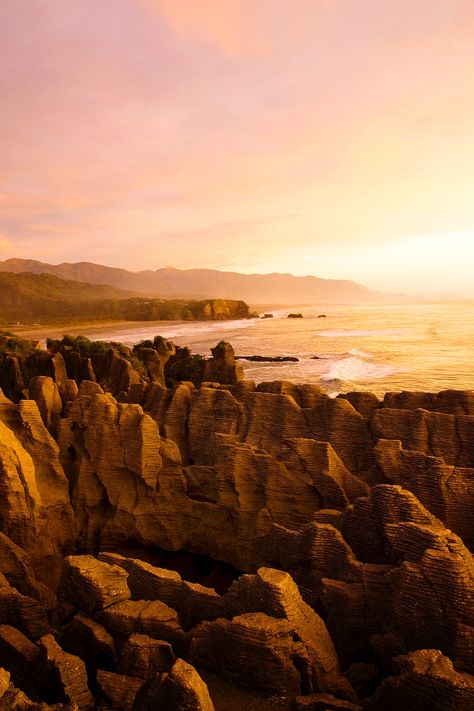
1 0 474 296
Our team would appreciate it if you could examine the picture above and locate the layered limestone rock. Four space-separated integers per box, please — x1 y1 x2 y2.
374 439 474 548
57 390 163 551
57 386 332 570
364 649 474 711
0 396 75 590
318 485 474 673
187 387 242 465
0 667 78 710
99 553 225 629
47 338 143 396
257 520 362 607
117 633 175 678
0 416 43 552
190 568 354 700
278 438 370 508
28 377 62 435
59 556 131 614
0 335 474 709
133 659 215 711
340 484 444 564
144 381 194 463
133 336 176 387
96 599 187 656
371 406 474 467
0 532 54 608
61 613 116 673
383 389 474 415
36 634 93 710
0 577 51 640
141 376 378 481
0 624 39 693
394 539 474 673
202 341 243 386
95 670 143 711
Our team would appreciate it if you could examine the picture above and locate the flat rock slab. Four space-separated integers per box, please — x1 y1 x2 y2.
59 556 130 615
96 670 144 711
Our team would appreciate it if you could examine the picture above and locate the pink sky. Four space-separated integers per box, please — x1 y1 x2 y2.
1 0 474 295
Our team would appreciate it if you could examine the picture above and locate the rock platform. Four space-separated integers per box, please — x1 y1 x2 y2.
0 333 472 709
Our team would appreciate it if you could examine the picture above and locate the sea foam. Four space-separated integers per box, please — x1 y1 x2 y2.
320 355 398 383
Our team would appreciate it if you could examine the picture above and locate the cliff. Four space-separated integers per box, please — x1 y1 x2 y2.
0 272 255 325
0 334 472 710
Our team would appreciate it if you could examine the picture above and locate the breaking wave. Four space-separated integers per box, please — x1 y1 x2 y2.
320 355 398 383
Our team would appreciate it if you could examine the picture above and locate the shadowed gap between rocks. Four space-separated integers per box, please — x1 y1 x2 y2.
107 545 243 595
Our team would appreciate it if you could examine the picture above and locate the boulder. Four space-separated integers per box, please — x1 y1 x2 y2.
133 658 214 711
0 583 50 640
202 342 243 386
37 634 93 710
96 670 143 711
96 599 187 656
59 556 131 615
61 613 116 672
118 634 174 678
364 649 474 711
0 624 39 692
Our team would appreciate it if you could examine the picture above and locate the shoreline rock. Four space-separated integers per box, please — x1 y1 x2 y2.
235 355 299 362
0 333 472 709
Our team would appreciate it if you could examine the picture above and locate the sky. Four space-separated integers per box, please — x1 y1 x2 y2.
1 0 474 297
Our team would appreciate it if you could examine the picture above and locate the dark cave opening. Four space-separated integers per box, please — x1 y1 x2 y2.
108 545 244 595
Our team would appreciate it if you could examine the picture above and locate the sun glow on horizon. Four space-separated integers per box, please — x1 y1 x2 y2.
264 233 474 298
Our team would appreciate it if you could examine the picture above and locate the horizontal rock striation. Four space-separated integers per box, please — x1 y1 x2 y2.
0 334 472 708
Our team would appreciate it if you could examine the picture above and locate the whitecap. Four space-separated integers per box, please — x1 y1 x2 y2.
347 347 374 359
88 318 258 346
320 356 399 383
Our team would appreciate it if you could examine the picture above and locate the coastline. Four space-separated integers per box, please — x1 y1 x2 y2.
9 318 192 341
7 300 474 397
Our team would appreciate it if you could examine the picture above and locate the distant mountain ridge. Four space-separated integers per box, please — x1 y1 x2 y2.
0 258 394 304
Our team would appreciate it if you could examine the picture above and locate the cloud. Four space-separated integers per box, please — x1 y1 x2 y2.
1 1 474 294
141 0 322 57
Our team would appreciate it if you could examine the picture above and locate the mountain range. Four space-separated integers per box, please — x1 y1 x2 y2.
0 258 396 304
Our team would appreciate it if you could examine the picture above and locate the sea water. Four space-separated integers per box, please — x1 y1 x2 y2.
66 300 474 397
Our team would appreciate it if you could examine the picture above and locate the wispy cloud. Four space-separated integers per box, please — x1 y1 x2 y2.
0 1 474 294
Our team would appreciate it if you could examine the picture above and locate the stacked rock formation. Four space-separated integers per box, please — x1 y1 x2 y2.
0 333 472 709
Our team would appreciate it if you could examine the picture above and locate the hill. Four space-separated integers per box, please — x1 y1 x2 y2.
0 258 396 304
0 271 253 325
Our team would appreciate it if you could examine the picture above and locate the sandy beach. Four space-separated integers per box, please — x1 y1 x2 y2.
9 319 185 341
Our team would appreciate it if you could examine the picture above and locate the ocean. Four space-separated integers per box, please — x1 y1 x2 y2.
55 300 474 398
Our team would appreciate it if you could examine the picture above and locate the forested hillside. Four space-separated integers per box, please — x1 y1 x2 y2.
0 272 253 324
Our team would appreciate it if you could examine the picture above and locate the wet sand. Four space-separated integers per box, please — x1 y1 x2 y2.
9 319 184 341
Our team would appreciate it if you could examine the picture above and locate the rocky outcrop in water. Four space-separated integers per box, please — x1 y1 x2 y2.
0 334 472 709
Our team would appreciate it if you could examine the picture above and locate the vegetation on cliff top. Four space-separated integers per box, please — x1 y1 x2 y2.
0 271 255 325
